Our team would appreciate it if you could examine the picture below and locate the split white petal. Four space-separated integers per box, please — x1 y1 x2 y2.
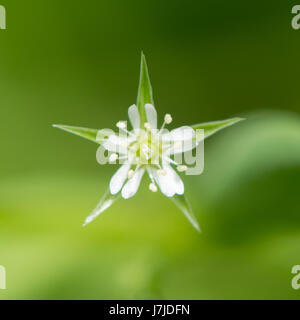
169 139 196 155
109 163 131 195
103 135 131 154
122 168 145 199
152 167 175 198
145 104 157 129
128 104 140 129
164 162 184 195
163 126 195 141
153 163 184 197
163 126 196 155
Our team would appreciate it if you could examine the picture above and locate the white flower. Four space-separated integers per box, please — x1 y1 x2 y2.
105 103 197 199
53 52 244 231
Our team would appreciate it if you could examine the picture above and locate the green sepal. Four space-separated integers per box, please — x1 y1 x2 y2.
171 194 201 233
192 118 245 140
53 124 112 144
136 52 154 126
83 189 120 226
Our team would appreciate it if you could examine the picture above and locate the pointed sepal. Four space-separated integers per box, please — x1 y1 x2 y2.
83 189 120 226
192 117 245 140
53 124 111 144
136 52 154 126
171 194 201 232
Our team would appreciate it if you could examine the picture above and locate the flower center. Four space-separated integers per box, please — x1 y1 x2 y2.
132 132 161 165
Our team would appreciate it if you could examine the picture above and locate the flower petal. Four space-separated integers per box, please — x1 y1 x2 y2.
162 126 196 155
168 164 184 195
128 104 140 129
122 168 145 199
152 162 184 197
153 170 175 198
168 140 197 155
103 135 131 154
109 163 131 195
145 104 157 129
164 162 184 195
162 126 195 142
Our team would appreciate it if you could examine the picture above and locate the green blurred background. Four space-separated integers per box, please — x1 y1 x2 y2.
0 0 300 299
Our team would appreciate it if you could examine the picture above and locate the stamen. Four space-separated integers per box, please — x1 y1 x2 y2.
164 114 172 124
159 113 173 133
144 122 152 131
177 165 187 172
127 169 135 179
109 153 119 162
116 121 126 129
149 183 157 192
116 121 135 137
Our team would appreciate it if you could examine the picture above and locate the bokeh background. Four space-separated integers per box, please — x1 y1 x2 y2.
0 0 300 299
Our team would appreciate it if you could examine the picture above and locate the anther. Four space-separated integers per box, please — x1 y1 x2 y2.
164 114 172 124
177 165 187 172
116 121 126 129
149 183 158 192
109 153 119 162
144 122 152 131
